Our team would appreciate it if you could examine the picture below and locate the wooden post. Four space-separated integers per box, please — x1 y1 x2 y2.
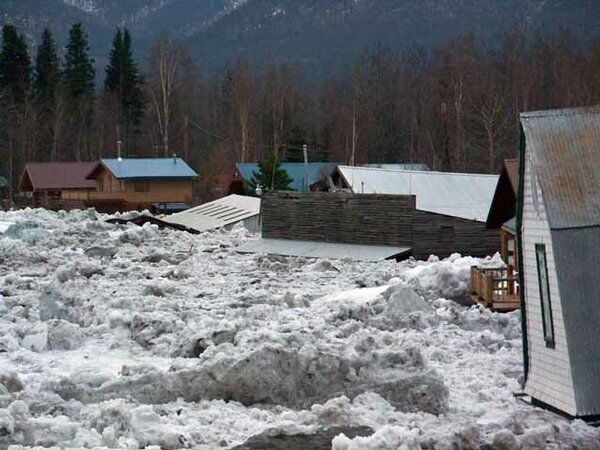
485 273 493 306
507 264 514 296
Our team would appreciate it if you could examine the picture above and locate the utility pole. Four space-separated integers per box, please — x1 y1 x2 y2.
183 115 190 161
302 144 309 192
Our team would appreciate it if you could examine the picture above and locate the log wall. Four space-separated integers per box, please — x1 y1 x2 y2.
261 191 500 260
262 191 415 247
411 210 501 260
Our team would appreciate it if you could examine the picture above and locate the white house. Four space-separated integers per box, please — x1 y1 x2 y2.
519 106 600 419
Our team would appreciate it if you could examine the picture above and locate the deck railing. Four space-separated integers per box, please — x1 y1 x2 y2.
470 265 520 311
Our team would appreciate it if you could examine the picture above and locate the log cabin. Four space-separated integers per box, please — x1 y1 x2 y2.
518 107 600 420
331 165 501 259
86 157 198 213
18 162 98 210
246 171 502 263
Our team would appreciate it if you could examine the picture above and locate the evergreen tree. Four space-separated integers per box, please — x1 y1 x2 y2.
104 29 123 94
35 28 60 102
248 154 294 194
63 23 95 160
0 24 32 102
104 28 145 144
63 23 95 100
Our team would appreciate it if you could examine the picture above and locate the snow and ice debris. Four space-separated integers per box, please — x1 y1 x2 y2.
0 208 598 449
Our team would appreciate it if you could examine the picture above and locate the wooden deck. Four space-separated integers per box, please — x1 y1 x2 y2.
471 265 520 311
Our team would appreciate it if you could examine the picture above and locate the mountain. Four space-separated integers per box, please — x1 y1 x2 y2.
1 0 599 75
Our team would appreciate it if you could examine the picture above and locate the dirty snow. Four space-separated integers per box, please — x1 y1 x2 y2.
0 208 598 449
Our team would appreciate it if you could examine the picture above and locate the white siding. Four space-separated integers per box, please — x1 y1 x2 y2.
522 156 576 415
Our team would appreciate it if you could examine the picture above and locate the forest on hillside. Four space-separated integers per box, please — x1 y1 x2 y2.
1 23 599 201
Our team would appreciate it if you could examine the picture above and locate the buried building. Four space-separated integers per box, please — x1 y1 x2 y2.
239 179 501 261
518 107 600 420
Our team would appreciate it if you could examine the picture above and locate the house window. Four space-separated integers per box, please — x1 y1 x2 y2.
134 181 150 192
535 243 555 348
438 226 455 243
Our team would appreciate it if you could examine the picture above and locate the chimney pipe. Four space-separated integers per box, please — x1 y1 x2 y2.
117 140 123 162
173 153 177 164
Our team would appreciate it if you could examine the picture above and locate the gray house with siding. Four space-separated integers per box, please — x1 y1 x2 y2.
519 107 600 419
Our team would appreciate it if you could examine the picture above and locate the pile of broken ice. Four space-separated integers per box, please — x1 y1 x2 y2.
0 208 598 449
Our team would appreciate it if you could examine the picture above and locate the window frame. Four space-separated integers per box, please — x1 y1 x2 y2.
535 243 555 348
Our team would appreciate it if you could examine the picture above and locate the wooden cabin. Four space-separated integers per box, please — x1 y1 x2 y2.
18 162 97 210
331 166 501 259
251 183 500 263
86 157 198 213
519 107 600 420
470 159 521 311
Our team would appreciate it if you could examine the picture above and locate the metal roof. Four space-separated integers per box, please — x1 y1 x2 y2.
363 163 430 171
502 217 516 234
98 158 198 179
236 238 411 262
520 107 600 229
0 176 7 188
235 162 336 191
337 165 498 222
166 194 260 233
19 162 97 190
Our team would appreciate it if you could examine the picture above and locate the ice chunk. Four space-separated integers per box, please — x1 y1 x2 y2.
21 323 48 352
47 320 83 351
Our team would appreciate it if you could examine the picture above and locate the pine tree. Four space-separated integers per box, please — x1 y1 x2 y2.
63 23 95 160
63 23 95 100
104 28 145 145
0 24 32 102
35 28 60 103
248 154 294 194
104 29 123 94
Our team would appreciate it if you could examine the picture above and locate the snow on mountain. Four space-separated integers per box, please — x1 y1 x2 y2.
1 1 600 73
1 208 599 448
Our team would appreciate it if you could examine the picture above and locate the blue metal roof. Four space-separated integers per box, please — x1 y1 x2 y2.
235 162 336 191
101 158 197 179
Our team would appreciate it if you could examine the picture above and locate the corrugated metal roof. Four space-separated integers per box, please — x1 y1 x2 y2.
235 162 336 191
363 163 430 171
100 158 198 179
337 165 498 222
237 238 411 262
520 107 600 229
166 194 260 233
20 162 97 190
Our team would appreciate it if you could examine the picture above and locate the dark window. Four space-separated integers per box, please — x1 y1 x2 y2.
535 243 555 348
438 226 455 243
